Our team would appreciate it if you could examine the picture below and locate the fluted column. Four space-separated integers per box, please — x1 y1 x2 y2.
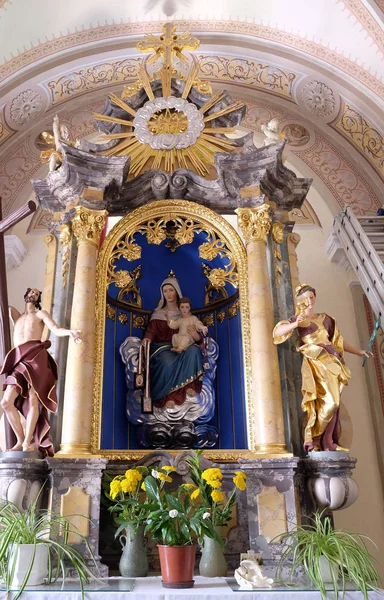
57 207 107 457
236 204 288 455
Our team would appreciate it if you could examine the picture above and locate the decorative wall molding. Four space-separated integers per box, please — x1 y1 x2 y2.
241 99 380 215
0 20 382 101
342 0 384 55
46 59 142 105
295 134 381 214
332 101 384 181
0 110 12 146
197 55 297 99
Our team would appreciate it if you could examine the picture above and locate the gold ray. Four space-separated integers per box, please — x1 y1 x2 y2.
93 114 133 127
203 127 237 134
203 101 245 123
200 132 237 149
182 63 199 100
102 132 136 140
103 138 139 156
109 93 137 117
139 66 155 101
199 91 225 114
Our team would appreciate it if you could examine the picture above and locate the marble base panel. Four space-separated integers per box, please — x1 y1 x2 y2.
0 453 50 509
48 457 109 578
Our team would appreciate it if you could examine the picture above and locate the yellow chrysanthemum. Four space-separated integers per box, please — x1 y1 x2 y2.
125 469 143 481
234 471 246 479
191 488 201 500
233 475 246 491
211 490 224 503
158 472 173 483
183 483 195 490
121 478 138 493
202 468 223 482
162 466 176 472
141 482 146 491
207 479 222 489
110 480 122 499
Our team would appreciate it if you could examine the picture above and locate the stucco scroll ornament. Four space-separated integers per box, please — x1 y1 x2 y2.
234 559 274 589
236 205 272 244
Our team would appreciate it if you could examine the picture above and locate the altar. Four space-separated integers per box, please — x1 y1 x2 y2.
4 577 383 600
0 20 373 597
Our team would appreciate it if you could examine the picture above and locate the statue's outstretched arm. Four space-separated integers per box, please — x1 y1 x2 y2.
39 309 82 343
343 340 371 358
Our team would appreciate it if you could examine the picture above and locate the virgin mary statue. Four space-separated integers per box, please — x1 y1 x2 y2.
120 273 219 448
142 274 204 407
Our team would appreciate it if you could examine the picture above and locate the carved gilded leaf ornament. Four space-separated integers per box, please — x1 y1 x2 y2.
107 215 239 296
94 23 244 177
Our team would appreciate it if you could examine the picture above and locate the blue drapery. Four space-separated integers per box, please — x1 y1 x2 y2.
149 342 203 403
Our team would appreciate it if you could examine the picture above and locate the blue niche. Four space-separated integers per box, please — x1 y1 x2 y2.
101 228 248 451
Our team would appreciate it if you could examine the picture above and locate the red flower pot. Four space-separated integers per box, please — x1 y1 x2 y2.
158 544 196 588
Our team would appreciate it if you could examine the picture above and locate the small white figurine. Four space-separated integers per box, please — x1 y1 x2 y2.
234 559 274 590
261 117 281 146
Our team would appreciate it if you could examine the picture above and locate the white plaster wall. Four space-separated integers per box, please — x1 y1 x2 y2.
295 203 384 579
5 217 47 313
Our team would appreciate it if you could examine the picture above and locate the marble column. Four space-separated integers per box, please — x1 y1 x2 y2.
57 207 107 457
236 204 288 455
287 232 301 296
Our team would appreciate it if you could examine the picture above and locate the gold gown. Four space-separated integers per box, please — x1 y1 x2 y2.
273 313 351 451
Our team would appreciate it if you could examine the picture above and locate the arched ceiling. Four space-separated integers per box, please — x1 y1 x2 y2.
0 0 383 224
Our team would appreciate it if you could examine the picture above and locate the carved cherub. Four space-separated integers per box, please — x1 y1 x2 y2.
261 118 281 146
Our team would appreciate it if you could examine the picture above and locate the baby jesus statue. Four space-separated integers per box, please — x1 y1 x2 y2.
166 297 208 353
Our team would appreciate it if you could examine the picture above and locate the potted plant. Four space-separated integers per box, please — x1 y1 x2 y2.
106 466 149 577
274 510 381 600
0 489 98 600
187 451 247 577
143 464 222 588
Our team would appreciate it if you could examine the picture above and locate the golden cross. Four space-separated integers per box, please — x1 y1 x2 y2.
137 23 200 97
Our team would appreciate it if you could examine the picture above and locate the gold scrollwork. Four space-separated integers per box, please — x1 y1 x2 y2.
236 204 272 244
106 304 116 321
202 263 228 305
116 265 142 307
217 309 226 323
202 313 214 327
272 221 284 244
59 223 72 289
199 234 239 292
228 300 240 319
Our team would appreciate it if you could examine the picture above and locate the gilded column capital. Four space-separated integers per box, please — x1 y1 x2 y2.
236 204 272 244
71 207 108 248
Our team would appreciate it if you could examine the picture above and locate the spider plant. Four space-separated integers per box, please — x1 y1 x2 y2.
274 510 381 600
0 491 99 600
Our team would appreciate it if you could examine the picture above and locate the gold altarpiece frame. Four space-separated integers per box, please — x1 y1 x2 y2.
92 199 255 461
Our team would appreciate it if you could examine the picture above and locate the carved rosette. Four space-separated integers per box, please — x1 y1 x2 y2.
71 207 108 248
236 204 272 244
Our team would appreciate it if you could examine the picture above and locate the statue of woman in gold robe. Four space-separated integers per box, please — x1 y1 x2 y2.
273 284 370 453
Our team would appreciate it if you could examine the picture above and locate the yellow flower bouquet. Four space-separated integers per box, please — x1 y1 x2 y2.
186 450 247 526
106 466 149 536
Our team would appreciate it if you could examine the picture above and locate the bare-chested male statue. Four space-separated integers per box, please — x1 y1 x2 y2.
0 288 82 456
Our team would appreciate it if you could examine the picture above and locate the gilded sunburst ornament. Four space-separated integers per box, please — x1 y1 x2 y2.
93 23 244 177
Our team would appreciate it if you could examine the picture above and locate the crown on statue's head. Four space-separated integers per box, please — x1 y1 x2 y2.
167 270 178 280
295 283 312 297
